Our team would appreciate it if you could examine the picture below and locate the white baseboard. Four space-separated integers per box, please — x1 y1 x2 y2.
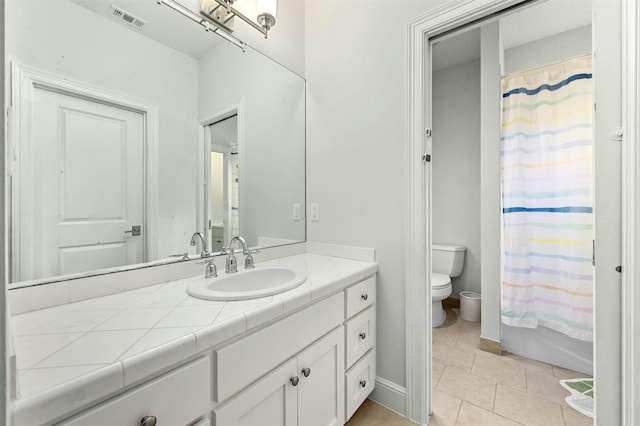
369 376 407 418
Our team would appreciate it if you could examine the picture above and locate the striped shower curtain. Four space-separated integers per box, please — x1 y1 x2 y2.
500 55 593 342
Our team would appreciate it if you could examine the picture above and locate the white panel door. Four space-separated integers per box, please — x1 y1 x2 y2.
20 86 145 280
297 327 344 426
214 359 298 426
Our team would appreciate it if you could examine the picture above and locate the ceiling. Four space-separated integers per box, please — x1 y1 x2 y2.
432 0 592 72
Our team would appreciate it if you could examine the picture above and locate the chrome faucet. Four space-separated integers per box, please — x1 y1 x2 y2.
190 232 210 258
224 236 255 273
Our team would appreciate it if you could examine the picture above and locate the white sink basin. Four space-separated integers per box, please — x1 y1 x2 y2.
186 266 307 301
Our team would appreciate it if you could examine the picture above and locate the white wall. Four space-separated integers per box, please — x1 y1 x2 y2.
432 59 481 297
6 0 200 261
504 25 592 74
480 22 503 345
198 43 306 247
305 0 447 397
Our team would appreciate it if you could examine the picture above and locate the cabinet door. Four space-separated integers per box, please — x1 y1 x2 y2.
297 327 345 426
214 359 298 426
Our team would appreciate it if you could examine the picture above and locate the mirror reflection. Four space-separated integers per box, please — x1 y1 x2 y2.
6 0 305 287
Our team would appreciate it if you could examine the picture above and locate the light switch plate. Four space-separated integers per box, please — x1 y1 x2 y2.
311 203 320 221
293 203 301 221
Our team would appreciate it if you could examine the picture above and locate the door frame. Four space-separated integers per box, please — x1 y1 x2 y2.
197 99 246 251
405 0 636 424
620 1 640 424
9 63 159 283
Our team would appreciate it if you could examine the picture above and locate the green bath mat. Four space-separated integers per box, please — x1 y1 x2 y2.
560 378 594 418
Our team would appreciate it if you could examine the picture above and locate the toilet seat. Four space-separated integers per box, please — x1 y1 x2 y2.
431 272 451 289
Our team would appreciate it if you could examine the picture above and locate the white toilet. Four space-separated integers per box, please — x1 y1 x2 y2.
432 244 466 327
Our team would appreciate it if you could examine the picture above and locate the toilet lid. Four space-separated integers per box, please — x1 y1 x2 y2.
431 273 451 289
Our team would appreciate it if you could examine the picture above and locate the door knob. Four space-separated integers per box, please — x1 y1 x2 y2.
124 225 141 236
359 332 367 340
301 367 311 377
290 376 299 386
360 380 367 388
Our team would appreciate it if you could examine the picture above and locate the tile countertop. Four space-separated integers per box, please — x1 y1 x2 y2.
10 253 377 423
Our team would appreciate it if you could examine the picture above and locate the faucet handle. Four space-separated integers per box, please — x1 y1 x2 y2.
198 258 217 278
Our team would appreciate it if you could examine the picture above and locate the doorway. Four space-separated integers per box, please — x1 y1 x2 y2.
205 114 239 251
405 0 624 424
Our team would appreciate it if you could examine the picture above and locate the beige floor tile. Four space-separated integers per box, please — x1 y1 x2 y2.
433 359 446 387
454 329 481 352
494 384 565 426
526 368 572 406
433 342 476 372
436 366 497 411
456 401 522 426
562 405 593 426
433 327 459 347
345 399 414 426
471 350 526 392
430 390 462 426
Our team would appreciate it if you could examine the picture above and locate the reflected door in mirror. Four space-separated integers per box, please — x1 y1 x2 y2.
15 85 145 281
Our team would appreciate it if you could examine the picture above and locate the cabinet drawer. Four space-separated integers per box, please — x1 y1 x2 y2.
345 276 375 318
215 293 344 402
345 307 375 368
60 357 210 426
345 349 376 421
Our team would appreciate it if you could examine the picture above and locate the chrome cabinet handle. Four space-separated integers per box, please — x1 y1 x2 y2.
301 367 311 377
359 332 367 340
360 380 367 388
361 293 368 301
141 416 157 426
290 376 299 386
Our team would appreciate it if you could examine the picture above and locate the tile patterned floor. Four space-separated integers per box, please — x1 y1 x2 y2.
347 307 593 426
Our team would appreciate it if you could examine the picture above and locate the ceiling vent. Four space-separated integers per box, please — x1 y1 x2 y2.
110 5 147 30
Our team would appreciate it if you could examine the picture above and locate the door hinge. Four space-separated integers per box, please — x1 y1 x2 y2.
422 154 431 163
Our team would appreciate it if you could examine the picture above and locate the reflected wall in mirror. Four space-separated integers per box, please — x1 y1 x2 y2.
6 0 305 287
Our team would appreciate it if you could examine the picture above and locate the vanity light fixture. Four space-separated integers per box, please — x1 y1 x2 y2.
156 0 246 50
200 0 277 38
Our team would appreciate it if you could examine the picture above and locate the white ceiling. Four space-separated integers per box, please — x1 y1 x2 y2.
70 0 223 58
432 0 592 72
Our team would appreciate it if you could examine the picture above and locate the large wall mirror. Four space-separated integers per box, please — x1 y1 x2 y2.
5 0 306 288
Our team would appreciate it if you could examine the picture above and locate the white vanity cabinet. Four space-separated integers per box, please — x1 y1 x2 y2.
214 327 344 426
213 274 376 426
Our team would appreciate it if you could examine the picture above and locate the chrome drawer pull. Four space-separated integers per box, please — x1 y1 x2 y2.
141 416 157 426
359 332 367 340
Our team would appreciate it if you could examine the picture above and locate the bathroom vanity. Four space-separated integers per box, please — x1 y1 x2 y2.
10 251 377 425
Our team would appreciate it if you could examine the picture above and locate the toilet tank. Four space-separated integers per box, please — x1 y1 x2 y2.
432 244 466 277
